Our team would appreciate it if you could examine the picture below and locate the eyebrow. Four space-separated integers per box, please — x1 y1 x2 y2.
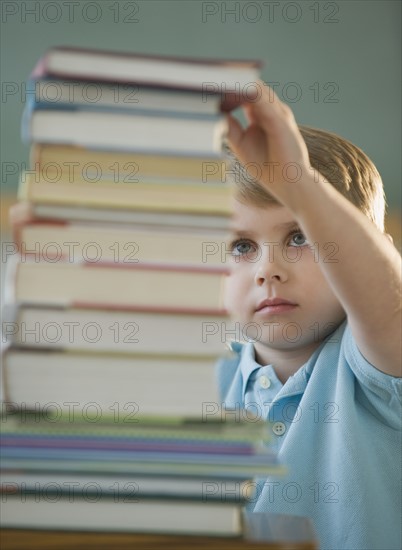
273 221 300 230
229 221 300 234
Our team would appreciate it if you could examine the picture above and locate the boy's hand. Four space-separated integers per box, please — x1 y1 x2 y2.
226 80 316 198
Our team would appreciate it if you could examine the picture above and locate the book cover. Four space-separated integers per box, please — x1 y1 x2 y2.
22 108 228 157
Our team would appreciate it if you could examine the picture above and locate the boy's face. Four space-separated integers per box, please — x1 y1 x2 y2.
224 200 346 362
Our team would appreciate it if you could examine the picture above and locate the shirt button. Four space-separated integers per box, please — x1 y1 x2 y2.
259 375 271 389
272 422 286 436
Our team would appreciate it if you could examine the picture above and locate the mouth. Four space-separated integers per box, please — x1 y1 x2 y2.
255 298 298 315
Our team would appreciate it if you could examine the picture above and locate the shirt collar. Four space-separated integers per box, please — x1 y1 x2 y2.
236 342 267 397
235 322 346 400
236 342 310 400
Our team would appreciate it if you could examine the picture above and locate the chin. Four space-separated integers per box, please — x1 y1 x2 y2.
253 326 321 349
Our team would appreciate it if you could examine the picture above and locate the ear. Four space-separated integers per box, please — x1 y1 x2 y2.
385 233 394 244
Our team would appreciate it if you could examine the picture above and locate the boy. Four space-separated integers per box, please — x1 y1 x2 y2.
8 81 401 549
217 81 401 549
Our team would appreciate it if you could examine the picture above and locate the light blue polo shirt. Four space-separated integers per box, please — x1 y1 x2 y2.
216 320 402 550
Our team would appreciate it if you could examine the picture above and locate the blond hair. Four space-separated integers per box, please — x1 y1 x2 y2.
226 125 386 231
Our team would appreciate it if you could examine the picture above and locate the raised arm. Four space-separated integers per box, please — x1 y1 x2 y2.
227 81 402 377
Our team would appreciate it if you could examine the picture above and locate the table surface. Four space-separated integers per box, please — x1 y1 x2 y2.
0 529 318 550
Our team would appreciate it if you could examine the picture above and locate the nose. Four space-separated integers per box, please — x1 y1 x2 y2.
254 248 288 286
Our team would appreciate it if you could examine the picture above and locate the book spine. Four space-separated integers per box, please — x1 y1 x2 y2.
20 88 35 145
18 173 232 215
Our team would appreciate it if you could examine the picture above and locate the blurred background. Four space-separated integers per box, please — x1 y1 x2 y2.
1 0 401 244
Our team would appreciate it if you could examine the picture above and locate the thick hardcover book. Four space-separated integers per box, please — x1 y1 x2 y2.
0 495 244 536
2 348 220 418
9 260 227 313
30 143 228 184
29 204 232 230
13 221 230 266
33 46 262 99
22 108 228 157
18 172 232 215
3 305 230 356
27 78 222 116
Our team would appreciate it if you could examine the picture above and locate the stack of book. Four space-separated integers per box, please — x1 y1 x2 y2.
0 411 285 535
3 47 263 414
0 47 280 537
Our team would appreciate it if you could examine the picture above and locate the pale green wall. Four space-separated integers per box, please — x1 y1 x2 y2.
1 0 401 208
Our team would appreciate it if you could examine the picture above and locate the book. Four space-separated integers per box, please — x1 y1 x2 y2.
0 48 273 542
1 348 221 418
13 221 229 266
18 172 232 215
0 424 271 459
28 78 222 116
33 46 261 98
30 143 228 184
22 109 228 157
0 495 244 536
0 412 272 443
27 204 232 230
3 305 230 356
1 430 267 458
0 412 282 478
0 455 282 479
7 260 228 313
0 471 255 502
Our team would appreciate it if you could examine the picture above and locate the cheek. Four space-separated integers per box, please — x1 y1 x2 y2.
303 266 344 314
298 256 326 287
222 272 245 313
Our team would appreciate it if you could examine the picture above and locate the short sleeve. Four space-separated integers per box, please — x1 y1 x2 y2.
342 323 402 429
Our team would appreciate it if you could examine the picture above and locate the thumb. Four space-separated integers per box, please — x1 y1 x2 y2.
226 114 247 163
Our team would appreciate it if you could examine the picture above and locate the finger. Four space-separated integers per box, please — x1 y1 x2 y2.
226 114 244 151
248 80 294 127
243 103 259 125
226 115 261 165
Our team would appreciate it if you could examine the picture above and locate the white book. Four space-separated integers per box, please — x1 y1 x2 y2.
25 109 227 157
31 79 221 116
3 305 229 357
2 349 220 418
31 204 231 230
0 495 243 536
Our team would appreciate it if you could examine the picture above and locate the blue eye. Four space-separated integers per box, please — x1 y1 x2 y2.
231 240 256 256
289 231 308 247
